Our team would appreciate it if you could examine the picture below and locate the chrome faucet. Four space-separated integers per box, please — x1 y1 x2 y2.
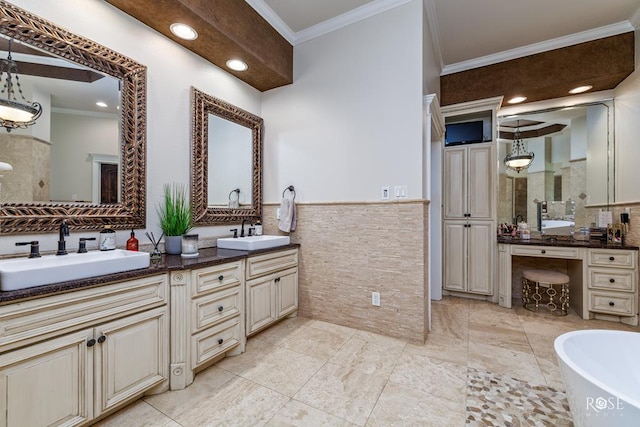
240 219 253 237
56 219 70 255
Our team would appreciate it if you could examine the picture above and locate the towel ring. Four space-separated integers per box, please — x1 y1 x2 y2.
282 185 296 200
228 188 240 201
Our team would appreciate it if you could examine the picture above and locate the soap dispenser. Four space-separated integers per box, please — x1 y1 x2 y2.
99 225 116 251
126 229 139 251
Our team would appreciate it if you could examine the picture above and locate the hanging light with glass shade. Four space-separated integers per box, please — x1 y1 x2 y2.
0 38 42 132
504 121 534 173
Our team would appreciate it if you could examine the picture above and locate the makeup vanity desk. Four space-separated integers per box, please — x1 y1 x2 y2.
497 237 639 326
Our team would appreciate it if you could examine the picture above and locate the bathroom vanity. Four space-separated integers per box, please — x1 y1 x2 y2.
0 245 299 427
498 238 639 326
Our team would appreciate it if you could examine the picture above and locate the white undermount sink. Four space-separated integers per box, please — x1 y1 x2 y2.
217 235 290 251
0 249 150 291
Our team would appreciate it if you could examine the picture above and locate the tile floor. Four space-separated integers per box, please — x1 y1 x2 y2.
95 297 638 426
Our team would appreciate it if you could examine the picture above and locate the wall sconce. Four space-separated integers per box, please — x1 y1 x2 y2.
0 39 42 132
504 121 534 173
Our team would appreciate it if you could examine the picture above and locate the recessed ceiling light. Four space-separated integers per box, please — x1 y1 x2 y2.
569 85 593 94
96 101 108 108
226 59 248 72
507 96 527 104
170 23 198 41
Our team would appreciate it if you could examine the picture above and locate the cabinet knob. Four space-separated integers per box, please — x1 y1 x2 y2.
275 277 280 282
609 301 615 307
609 256 615 261
218 306 224 312
218 275 224 281
541 250 546 254
218 338 224 345
609 278 615 283
97 335 106 344
87 338 96 347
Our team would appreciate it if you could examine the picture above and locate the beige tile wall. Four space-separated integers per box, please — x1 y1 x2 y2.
0 135 50 202
262 201 429 344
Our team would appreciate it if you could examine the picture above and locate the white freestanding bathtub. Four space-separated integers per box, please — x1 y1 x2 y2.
554 330 640 426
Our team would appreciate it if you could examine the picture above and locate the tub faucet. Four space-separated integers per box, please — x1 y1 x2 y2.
56 219 70 255
240 219 253 237
515 214 524 224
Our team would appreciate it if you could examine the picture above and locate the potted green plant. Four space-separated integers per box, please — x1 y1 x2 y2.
157 183 192 254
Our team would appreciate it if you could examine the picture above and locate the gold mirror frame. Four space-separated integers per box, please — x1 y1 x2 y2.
0 1 146 234
191 87 263 225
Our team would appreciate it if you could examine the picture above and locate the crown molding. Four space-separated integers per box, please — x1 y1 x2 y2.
423 0 444 71
441 21 635 76
245 0 296 44
294 0 414 45
247 0 414 46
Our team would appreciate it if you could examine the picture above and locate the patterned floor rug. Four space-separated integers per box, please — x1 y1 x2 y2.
465 367 573 426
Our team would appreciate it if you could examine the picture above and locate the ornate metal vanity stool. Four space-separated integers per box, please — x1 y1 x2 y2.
522 269 570 315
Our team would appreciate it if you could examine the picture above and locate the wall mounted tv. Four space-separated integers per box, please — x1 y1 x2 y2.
445 121 485 146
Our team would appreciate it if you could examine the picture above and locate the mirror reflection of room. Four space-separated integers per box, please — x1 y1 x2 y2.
498 101 613 235
0 35 121 205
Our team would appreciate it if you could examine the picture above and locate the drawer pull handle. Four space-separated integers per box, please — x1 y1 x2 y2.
609 301 615 307
609 256 615 261
218 338 224 345
541 250 546 254
609 278 615 283
218 306 224 312
97 335 106 344
275 277 281 282
87 339 96 347
218 275 224 281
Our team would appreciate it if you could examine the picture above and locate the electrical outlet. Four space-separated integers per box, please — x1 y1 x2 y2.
372 291 380 306
276 208 281 220
381 186 390 200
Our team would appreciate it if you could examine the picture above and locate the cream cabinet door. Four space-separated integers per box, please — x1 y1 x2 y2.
467 221 494 295
467 145 494 219
94 306 168 416
443 221 467 292
276 268 298 318
443 147 467 219
246 278 276 335
0 329 92 427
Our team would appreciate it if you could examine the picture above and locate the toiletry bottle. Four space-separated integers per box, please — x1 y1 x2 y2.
126 229 139 251
254 221 263 236
99 225 116 251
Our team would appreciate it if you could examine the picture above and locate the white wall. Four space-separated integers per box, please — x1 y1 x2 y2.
261 0 424 203
570 115 587 160
1 0 261 252
614 64 640 202
50 112 118 202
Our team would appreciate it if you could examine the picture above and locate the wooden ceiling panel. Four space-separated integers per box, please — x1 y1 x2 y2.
441 33 635 106
105 0 293 92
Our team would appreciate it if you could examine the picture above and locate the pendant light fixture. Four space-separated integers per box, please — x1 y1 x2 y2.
504 121 534 173
0 39 42 132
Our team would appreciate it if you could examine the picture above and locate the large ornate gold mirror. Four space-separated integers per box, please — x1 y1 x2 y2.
191 87 263 224
0 1 146 233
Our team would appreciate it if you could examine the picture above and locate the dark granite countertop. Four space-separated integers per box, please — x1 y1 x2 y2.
0 244 300 305
497 236 639 250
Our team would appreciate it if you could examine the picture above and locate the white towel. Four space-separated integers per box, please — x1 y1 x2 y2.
278 198 297 232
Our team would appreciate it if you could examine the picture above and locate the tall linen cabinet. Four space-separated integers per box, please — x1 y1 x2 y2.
441 98 501 299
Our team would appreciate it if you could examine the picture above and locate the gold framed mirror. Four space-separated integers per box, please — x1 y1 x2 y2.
0 1 146 234
191 87 263 225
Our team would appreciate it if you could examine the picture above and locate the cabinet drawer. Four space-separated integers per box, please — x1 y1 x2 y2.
0 274 168 352
191 317 240 368
511 245 579 259
191 285 241 334
588 291 635 316
588 269 636 292
191 261 242 298
246 249 298 279
588 249 636 269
